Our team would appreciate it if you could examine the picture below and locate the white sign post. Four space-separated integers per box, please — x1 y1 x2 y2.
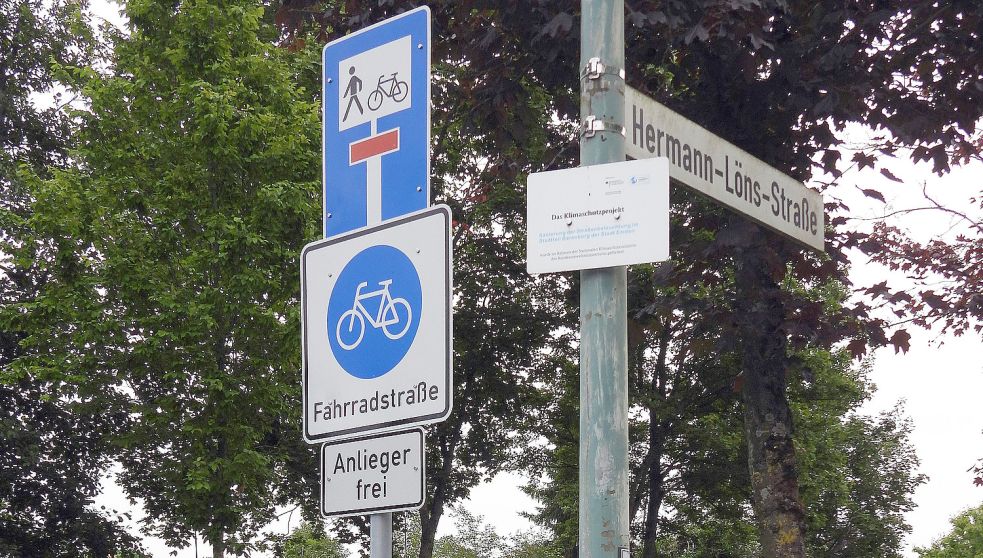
321 428 425 518
626 86 825 252
301 206 452 443
527 158 670 274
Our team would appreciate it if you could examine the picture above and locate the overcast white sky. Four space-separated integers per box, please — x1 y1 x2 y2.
79 2 982 556
830 128 983 554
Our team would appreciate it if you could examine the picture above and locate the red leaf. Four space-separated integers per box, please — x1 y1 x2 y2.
851 151 877 170
920 290 948 310
865 281 890 298
888 291 914 304
822 149 842 172
861 188 886 202
879 168 904 183
858 239 882 255
889 329 911 354
847 338 867 359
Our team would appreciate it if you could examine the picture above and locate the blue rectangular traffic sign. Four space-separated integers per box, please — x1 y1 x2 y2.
322 7 430 238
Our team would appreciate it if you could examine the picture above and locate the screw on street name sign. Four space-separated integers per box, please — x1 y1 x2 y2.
321 428 425 518
301 206 452 442
322 6 431 237
625 86 825 252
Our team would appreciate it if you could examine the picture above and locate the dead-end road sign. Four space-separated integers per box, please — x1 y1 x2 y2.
626 86 825 252
322 6 430 237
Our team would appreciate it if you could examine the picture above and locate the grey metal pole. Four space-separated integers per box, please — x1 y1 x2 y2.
370 512 393 558
579 1 629 558
367 173 392 558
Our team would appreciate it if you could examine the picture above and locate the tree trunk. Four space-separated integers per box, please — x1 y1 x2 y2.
417 427 458 558
641 324 670 558
640 430 665 558
418 503 443 558
212 534 225 558
627 317 650 522
734 241 806 558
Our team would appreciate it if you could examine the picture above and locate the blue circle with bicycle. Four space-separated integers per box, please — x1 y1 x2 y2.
327 245 422 379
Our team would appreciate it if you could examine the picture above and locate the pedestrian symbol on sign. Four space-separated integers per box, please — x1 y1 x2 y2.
327 245 422 379
343 66 364 121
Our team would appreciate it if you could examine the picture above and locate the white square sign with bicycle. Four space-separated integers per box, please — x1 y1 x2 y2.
301 205 452 442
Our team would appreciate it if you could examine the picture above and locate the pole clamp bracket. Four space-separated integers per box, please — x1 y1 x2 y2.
581 57 625 81
581 115 626 138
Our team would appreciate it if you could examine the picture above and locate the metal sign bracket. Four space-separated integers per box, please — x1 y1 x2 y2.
581 56 625 81
581 115 626 138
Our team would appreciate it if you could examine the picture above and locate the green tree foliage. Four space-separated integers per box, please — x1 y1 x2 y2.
2 0 972 555
396 509 562 558
4 0 321 554
525 285 924 558
916 505 983 558
792 364 924 557
265 523 348 558
0 0 91 179
1 0 145 555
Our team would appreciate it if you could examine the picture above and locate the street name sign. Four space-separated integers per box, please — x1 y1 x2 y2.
625 86 825 252
302 206 452 442
527 158 670 274
320 428 425 518
323 6 430 238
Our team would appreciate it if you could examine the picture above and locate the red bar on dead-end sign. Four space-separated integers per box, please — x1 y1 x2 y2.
349 128 400 165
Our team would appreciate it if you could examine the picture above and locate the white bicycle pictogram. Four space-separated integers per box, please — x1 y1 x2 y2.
335 279 412 350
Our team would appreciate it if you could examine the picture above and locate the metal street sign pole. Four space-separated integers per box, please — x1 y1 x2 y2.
368 175 391 558
371 513 393 558
368 154 390 558
579 1 629 557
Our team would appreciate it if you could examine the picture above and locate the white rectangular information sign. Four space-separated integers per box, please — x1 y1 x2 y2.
321 428 425 518
625 86 824 252
526 158 670 274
